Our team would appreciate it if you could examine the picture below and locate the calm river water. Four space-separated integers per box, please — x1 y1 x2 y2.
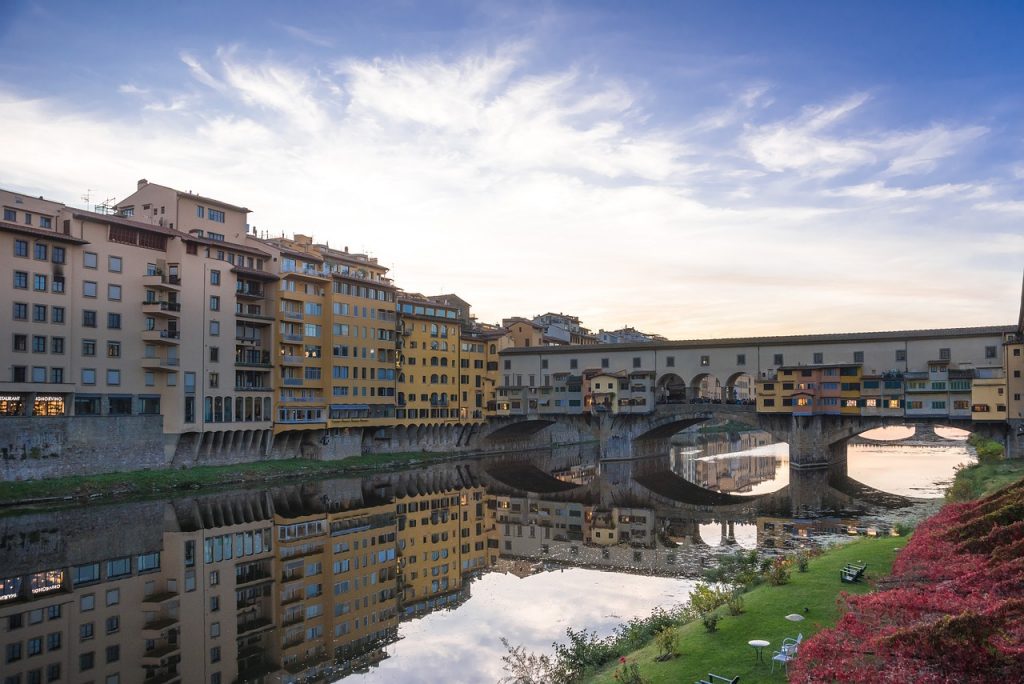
0 429 971 684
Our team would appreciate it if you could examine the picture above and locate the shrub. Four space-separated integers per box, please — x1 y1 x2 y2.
612 659 649 684
796 551 809 572
726 589 745 615
655 626 678 659
766 557 792 586
702 612 720 633
688 582 731 615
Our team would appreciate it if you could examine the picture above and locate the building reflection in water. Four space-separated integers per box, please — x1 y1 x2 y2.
670 431 782 494
1 434 943 684
0 472 498 684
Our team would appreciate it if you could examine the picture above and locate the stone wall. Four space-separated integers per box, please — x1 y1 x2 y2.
0 415 168 481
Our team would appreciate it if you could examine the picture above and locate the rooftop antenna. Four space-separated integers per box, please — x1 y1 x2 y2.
96 197 116 215
81 189 92 211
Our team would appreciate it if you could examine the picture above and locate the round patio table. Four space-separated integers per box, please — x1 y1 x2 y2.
748 639 770 663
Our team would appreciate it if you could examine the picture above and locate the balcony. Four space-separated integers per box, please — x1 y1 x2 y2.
143 273 181 290
236 309 274 323
142 589 178 604
237 616 273 636
141 356 180 371
280 354 304 366
142 300 181 317
142 642 181 663
282 310 303 321
234 384 271 393
144 669 181 684
141 329 181 345
282 377 303 386
281 333 303 343
142 615 179 635
236 352 272 368
235 286 266 299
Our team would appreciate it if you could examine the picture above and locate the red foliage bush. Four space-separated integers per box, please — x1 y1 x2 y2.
789 479 1024 682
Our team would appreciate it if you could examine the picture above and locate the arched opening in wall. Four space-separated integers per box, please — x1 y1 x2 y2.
656 373 687 404
689 373 723 402
724 372 756 404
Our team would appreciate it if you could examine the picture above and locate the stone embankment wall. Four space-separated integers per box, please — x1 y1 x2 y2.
0 416 167 481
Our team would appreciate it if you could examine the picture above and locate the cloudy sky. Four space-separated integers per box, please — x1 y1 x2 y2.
2 1 1022 338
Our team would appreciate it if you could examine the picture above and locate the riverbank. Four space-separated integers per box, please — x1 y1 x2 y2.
587 536 905 683
0 450 464 508
945 454 1024 501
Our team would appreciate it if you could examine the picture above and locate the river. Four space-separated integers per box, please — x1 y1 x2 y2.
0 429 971 684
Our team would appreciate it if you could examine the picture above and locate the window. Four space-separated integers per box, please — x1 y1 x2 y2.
105 588 119 606
32 273 46 291
13 334 26 351
197 205 205 218
14 239 27 256
14 271 27 288
33 304 46 322
83 310 96 327
209 372 219 389
107 341 121 358
985 345 997 359
46 632 60 650
210 269 220 285
700 355 710 366
52 337 64 354
108 256 122 272
210 646 221 663
813 352 824 364
33 243 47 260
774 354 784 366
737 354 746 365
633 356 641 368
107 313 121 329
939 348 951 360
83 251 97 268
32 336 46 353
209 295 220 311
51 306 64 323
13 302 27 319
31 366 46 382
2 207 14 221
79 652 94 671
51 275 64 293
81 369 96 385
137 552 160 571
570 359 578 370
105 645 119 663
208 208 225 223
107 284 121 301
83 281 97 297
39 216 51 229
51 246 65 264
82 339 96 356
209 347 219 362
106 369 120 386
210 622 220 638
209 320 220 336
105 616 119 634
853 350 864 363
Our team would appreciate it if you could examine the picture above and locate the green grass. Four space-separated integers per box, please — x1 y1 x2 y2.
0 451 452 506
945 458 1024 502
587 536 906 684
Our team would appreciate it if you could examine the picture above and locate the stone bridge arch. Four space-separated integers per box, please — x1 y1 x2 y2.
656 373 687 403
725 371 756 402
690 372 723 401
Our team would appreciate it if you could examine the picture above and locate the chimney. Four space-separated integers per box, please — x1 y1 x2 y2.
137 178 148 190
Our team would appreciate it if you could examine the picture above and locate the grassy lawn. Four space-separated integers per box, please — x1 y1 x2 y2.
0 451 452 505
588 536 905 684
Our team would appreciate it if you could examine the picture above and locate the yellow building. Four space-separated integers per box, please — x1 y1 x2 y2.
971 374 1009 421
396 294 463 424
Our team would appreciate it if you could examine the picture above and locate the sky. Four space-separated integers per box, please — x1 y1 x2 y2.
1 1 1022 339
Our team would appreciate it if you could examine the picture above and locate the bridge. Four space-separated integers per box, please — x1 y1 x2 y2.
493 324 1024 462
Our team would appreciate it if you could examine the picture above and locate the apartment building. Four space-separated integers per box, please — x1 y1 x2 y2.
1 181 277 460
395 294 463 423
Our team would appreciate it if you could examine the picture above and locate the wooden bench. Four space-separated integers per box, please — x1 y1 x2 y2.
840 563 867 583
697 674 739 684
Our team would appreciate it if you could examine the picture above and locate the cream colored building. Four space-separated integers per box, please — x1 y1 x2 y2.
1 181 277 461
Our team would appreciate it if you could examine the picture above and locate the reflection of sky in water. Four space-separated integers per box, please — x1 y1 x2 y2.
847 445 974 497
687 434 971 499
345 569 693 684
699 522 758 548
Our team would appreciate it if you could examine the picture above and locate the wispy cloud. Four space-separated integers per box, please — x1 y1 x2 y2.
0 44 1019 337
281 24 334 48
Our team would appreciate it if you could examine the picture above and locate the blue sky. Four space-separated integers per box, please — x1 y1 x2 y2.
2 1 1022 337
